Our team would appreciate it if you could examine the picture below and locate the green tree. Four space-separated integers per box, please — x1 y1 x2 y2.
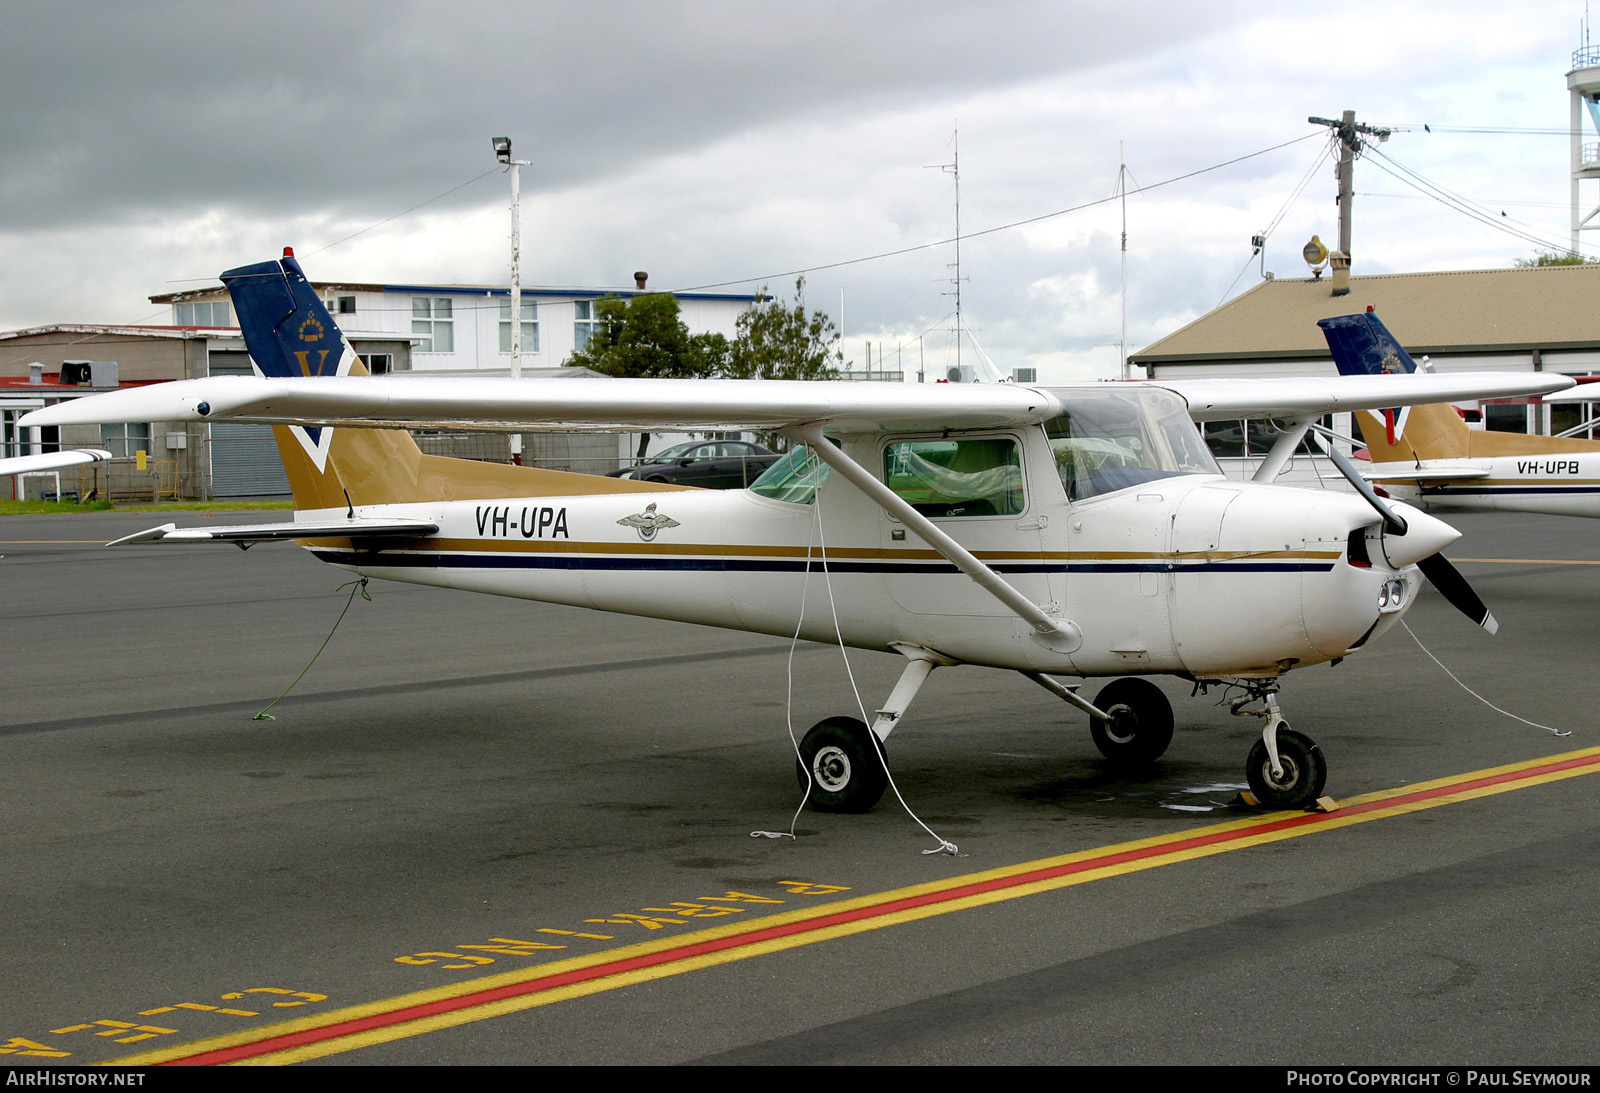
565 293 728 379
565 293 729 458
725 276 843 381
1514 249 1596 267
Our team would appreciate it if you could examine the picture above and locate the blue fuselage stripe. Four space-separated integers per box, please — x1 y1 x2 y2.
1424 485 1600 496
309 549 1335 575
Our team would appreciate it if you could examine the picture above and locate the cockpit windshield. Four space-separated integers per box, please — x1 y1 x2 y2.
1042 386 1220 501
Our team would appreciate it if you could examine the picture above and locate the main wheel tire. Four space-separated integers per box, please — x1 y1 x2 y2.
796 716 889 813
1089 678 1175 766
1245 728 1328 810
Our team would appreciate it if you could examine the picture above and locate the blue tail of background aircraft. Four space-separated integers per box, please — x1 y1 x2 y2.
1319 309 1421 377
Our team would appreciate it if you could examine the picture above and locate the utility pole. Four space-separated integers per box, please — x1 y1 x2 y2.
1115 142 1130 381
927 129 965 377
1307 110 1391 265
492 136 531 462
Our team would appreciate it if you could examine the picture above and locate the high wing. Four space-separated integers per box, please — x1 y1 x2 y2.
1543 383 1600 403
1154 373 1573 422
20 372 1572 434
0 449 113 476
18 375 1065 434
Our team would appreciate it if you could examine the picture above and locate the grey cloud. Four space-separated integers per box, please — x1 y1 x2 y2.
0 1 1244 229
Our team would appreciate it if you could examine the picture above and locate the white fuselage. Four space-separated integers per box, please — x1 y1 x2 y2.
1376 452 1600 519
301 427 1416 681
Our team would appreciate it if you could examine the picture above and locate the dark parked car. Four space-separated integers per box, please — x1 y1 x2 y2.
607 440 781 489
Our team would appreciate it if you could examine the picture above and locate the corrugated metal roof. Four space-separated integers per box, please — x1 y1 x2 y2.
0 324 222 342
1133 265 1600 364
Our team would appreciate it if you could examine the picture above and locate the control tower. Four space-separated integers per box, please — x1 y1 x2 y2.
1568 41 1600 251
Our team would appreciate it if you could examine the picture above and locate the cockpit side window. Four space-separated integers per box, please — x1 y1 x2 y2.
749 445 831 504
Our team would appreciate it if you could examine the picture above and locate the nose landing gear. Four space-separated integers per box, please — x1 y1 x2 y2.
1231 686 1327 810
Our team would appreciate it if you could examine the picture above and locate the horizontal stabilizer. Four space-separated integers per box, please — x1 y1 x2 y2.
107 518 439 548
0 449 113 477
1363 466 1491 482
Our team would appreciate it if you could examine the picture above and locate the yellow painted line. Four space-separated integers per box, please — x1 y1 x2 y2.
106 744 1600 1067
1454 557 1600 566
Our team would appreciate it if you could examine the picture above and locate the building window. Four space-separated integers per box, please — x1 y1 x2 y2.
574 300 602 352
412 298 454 353
335 296 357 314
498 299 539 353
100 423 151 458
365 354 393 375
175 301 233 327
1483 401 1530 433
1201 417 1327 459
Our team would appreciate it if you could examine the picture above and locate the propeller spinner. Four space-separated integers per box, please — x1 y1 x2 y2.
1314 429 1497 633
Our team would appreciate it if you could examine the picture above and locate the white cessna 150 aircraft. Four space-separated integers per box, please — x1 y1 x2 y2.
20 252 1573 812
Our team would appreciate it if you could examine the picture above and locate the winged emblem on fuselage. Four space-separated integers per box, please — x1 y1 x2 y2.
617 503 680 541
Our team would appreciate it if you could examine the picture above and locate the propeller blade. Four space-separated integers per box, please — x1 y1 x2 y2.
1417 553 1498 635
1312 427 1407 535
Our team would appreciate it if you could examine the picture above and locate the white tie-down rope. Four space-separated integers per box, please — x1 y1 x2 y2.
750 447 958 854
1403 621 1570 737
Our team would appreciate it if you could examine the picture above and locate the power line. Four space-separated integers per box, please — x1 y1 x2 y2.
304 168 502 257
1365 146 1593 258
668 132 1326 294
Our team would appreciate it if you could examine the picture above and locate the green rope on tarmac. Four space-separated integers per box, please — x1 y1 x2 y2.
253 577 371 721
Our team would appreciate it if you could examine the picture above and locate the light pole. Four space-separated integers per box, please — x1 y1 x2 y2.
492 136 531 462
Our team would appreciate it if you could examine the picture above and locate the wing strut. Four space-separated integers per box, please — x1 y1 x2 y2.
785 425 1082 653
1251 417 1314 483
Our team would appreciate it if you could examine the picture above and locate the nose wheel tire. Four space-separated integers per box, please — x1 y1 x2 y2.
1245 728 1327 811
1088 678 1175 766
796 716 889 813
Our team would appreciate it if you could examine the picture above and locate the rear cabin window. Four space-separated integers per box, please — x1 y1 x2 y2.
882 437 1024 517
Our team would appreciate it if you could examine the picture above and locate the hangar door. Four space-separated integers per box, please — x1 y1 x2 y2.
207 352 291 497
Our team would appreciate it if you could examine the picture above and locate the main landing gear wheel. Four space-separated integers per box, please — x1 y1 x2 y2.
796 716 889 813
1089 678 1175 767
1245 728 1327 811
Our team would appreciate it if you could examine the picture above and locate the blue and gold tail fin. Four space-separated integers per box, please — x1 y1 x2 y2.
220 249 686 511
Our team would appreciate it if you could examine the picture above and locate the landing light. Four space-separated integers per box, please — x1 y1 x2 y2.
1379 579 1407 611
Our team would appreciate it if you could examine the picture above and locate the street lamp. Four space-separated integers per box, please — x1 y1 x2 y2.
492 136 531 461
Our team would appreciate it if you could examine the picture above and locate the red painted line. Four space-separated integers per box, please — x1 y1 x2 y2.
163 748 1600 1065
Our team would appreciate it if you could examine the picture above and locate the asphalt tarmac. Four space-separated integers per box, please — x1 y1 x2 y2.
1 508 1597 1067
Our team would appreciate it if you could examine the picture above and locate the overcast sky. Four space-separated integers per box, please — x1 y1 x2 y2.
0 0 1588 381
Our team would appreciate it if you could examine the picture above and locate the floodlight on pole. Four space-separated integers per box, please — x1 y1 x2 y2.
492 136 532 460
